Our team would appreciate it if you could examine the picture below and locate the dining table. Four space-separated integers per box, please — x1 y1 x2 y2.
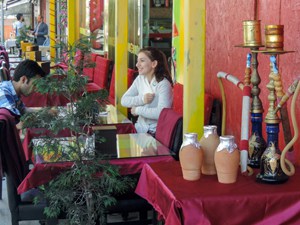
5 39 17 54
135 161 300 225
18 133 174 194
22 104 136 161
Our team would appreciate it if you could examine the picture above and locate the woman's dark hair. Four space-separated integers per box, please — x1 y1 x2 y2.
13 59 46 83
138 47 173 86
16 13 23 21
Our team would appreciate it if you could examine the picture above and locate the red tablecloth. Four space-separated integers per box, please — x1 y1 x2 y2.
17 156 174 194
135 161 300 225
22 92 70 107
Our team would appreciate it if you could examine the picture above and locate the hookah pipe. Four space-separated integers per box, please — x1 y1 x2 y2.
217 53 253 175
272 78 300 176
269 56 299 176
270 56 294 151
274 79 300 114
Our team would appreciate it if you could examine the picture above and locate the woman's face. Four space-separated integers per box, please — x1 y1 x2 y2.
136 52 157 76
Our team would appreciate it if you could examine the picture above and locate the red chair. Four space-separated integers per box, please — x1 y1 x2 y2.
0 60 11 81
108 67 136 105
156 108 183 160
82 53 98 83
86 56 111 93
0 108 63 224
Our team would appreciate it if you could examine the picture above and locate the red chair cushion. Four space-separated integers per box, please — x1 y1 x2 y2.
85 82 101 93
82 53 98 82
156 108 182 148
127 68 136 87
93 56 111 89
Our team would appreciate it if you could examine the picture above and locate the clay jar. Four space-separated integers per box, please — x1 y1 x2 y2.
199 125 220 175
179 133 203 181
214 135 240 184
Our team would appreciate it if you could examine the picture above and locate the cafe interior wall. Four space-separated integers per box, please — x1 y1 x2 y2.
3 3 33 40
205 0 300 165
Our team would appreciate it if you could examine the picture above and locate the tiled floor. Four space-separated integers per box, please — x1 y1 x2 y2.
1 178 155 225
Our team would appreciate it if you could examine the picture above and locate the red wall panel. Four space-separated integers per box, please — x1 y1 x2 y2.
206 0 300 164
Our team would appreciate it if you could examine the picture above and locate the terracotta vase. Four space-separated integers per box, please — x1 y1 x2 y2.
214 135 240 184
200 125 220 175
179 133 203 181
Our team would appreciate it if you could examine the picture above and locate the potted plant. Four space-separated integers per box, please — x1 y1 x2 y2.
21 37 134 225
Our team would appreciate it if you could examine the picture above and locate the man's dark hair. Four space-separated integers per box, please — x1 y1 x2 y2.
16 13 23 21
13 59 46 82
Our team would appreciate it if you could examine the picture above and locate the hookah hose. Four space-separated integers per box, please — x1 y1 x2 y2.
272 72 294 151
217 72 244 136
217 71 253 175
280 79 300 176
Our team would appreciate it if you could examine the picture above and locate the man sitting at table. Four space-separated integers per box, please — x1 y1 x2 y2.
0 59 46 127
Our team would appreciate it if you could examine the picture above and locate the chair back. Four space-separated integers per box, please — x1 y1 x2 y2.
109 68 136 105
82 53 98 81
0 109 28 187
0 60 11 81
108 66 115 105
156 108 183 160
0 108 60 224
0 45 6 51
93 55 111 89
127 68 136 87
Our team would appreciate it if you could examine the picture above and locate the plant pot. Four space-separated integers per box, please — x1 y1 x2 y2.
215 135 240 184
179 133 203 181
200 125 219 175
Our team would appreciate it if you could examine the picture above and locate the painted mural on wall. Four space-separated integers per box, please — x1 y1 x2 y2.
89 0 104 50
172 0 183 84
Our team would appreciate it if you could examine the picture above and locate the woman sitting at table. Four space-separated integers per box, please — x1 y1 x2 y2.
121 47 173 136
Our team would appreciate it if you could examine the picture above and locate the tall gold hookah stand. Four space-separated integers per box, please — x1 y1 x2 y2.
254 24 293 183
248 47 267 168
236 20 266 168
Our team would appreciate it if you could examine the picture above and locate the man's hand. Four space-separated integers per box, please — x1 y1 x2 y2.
49 107 58 116
143 93 155 104
16 121 23 130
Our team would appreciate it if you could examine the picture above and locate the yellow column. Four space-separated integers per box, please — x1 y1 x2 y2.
67 0 79 44
183 0 205 137
114 0 128 115
49 0 56 59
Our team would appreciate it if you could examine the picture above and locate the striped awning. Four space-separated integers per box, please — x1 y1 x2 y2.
5 0 31 9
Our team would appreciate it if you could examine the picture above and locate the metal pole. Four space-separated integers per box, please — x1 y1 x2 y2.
1 0 4 45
